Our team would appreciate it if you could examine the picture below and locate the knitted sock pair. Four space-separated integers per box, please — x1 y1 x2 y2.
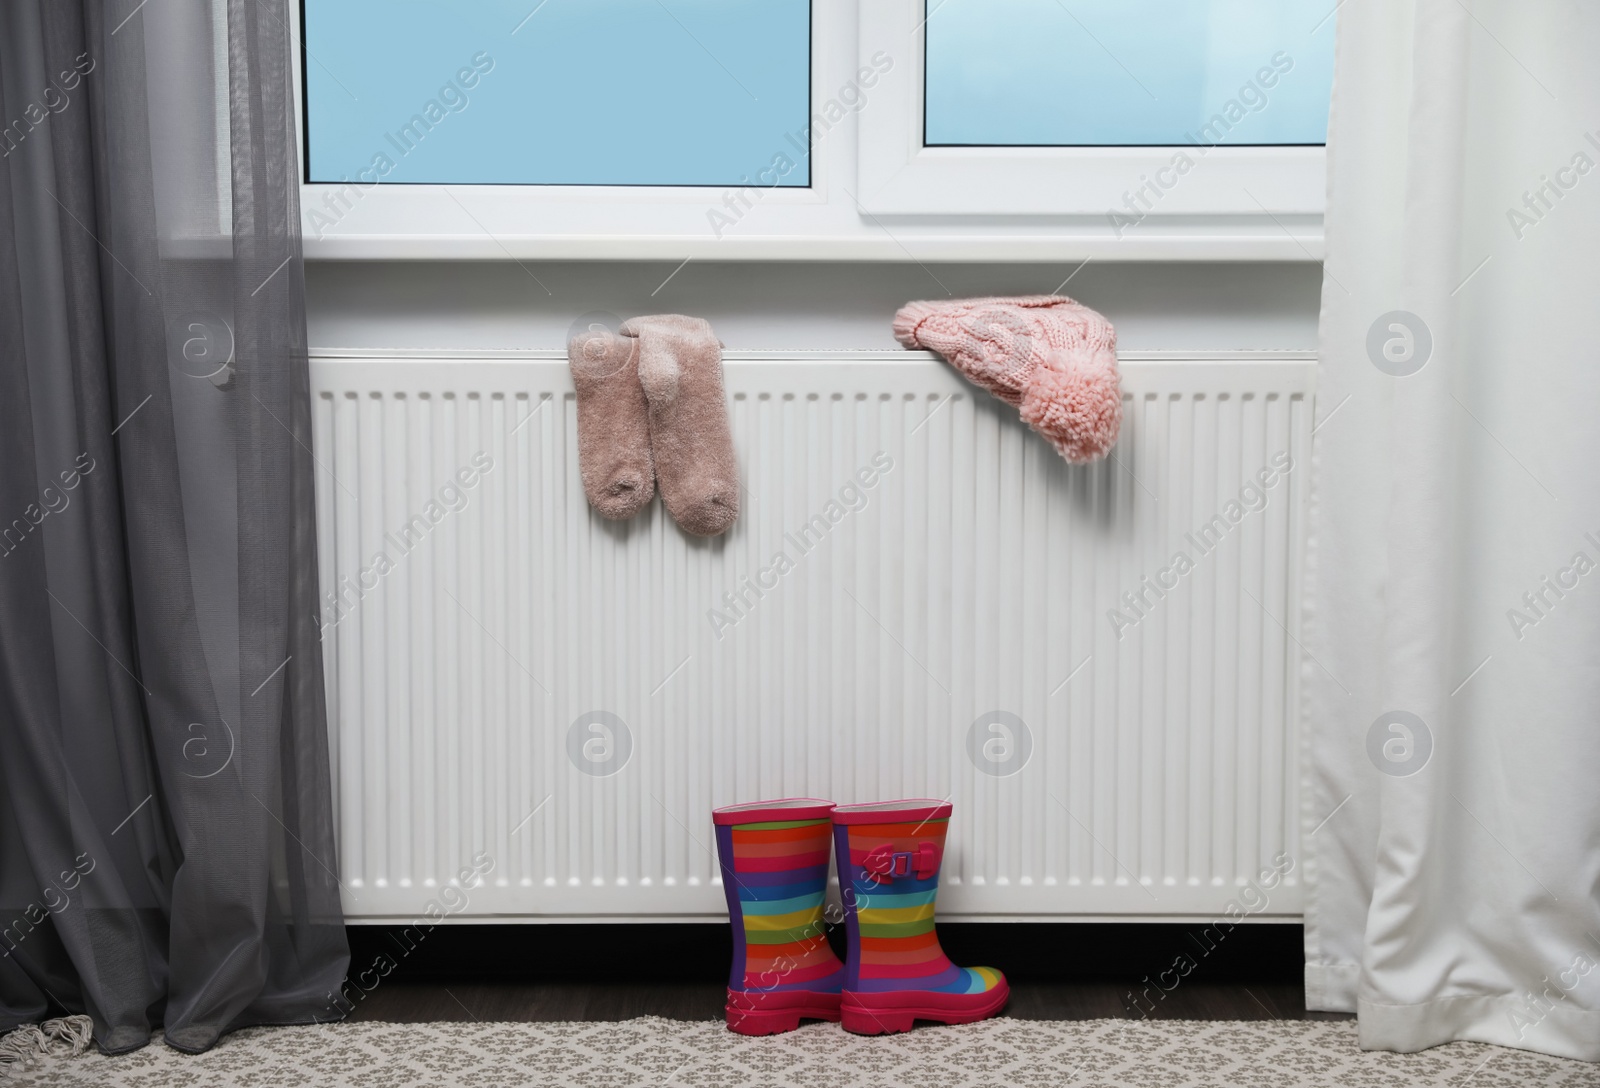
569 315 738 537
714 798 1008 1036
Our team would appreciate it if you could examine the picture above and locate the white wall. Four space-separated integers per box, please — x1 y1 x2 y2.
305 261 1321 352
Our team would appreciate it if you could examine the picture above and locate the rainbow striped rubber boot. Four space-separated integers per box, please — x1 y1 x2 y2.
833 799 1009 1034
713 799 845 1034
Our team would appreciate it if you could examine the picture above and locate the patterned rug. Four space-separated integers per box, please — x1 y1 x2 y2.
6 1015 1597 1087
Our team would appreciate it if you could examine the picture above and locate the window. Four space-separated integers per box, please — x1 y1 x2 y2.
857 0 1334 219
923 0 1333 148
296 0 1336 260
302 0 811 186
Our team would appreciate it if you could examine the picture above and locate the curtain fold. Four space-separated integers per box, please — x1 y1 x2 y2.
0 0 347 1055
1307 0 1600 1062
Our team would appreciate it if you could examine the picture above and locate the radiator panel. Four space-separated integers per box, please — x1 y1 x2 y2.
310 351 1314 921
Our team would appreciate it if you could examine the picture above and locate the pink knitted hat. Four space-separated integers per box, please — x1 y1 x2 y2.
893 295 1122 464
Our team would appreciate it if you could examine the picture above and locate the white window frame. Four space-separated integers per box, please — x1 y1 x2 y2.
857 0 1328 219
295 0 1324 261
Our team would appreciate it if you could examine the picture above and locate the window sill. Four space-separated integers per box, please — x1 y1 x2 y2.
299 219 1323 262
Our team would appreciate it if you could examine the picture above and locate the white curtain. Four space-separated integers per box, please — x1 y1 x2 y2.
1307 0 1600 1062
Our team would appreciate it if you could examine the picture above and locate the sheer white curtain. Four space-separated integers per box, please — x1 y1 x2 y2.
1306 0 1600 1061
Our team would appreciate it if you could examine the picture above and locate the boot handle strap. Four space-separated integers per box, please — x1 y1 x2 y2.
863 842 940 883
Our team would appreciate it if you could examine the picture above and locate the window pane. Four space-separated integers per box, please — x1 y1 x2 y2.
304 0 811 185
924 0 1334 147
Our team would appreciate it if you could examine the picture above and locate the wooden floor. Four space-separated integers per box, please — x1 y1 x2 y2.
340 923 1352 1025
345 979 1347 1024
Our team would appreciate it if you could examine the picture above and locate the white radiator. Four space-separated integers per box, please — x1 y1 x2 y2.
310 349 1315 923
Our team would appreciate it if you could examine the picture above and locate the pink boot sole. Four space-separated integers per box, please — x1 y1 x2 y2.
839 979 1011 1035
725 989 842 1035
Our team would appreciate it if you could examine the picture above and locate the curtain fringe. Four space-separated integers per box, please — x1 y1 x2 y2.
0 1016 94 1078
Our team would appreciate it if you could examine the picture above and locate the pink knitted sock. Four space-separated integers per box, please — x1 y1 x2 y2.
892 295 1122 463
622 314 740 537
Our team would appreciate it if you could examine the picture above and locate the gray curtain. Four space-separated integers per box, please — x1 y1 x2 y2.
0 0 347 1055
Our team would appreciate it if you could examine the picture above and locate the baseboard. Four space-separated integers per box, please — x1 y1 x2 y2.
346 922 1306 986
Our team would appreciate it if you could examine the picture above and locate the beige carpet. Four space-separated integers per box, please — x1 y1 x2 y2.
6 1016 1598 1087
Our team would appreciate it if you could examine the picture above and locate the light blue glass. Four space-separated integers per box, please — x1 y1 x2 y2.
924 0 1335 146
304 0 811 185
